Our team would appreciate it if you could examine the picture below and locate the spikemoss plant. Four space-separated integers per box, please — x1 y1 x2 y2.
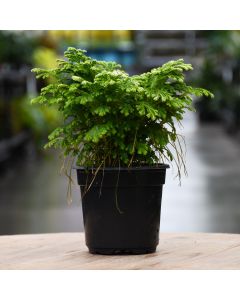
31 47 213 183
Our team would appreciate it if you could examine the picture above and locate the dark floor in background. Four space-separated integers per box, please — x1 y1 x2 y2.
1 112 240 235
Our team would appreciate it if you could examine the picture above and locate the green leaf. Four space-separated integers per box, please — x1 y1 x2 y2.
84 123 112 143
136 102 158 120
93 106 110 116
137 143 148 155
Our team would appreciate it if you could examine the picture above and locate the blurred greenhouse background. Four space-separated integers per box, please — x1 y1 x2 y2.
1 30 240 235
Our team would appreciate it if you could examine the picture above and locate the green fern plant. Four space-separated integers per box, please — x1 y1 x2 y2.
31 47 213 181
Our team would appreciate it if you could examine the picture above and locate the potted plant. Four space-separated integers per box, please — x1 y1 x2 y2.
31 47 213 254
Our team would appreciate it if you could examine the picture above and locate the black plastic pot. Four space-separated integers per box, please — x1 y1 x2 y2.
76 165 169 255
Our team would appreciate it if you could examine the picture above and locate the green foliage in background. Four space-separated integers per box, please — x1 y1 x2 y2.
31 47 213 176
195 31 240 124
0 31 38 67
33 46 59 69
10 97 61 148
206 31 240 59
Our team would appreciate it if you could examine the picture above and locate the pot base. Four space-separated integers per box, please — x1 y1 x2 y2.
88 247 156 255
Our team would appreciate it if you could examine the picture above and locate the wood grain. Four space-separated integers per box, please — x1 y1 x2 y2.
1 232 240 269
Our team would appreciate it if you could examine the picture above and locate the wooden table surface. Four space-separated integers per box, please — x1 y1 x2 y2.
1 232 240 270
